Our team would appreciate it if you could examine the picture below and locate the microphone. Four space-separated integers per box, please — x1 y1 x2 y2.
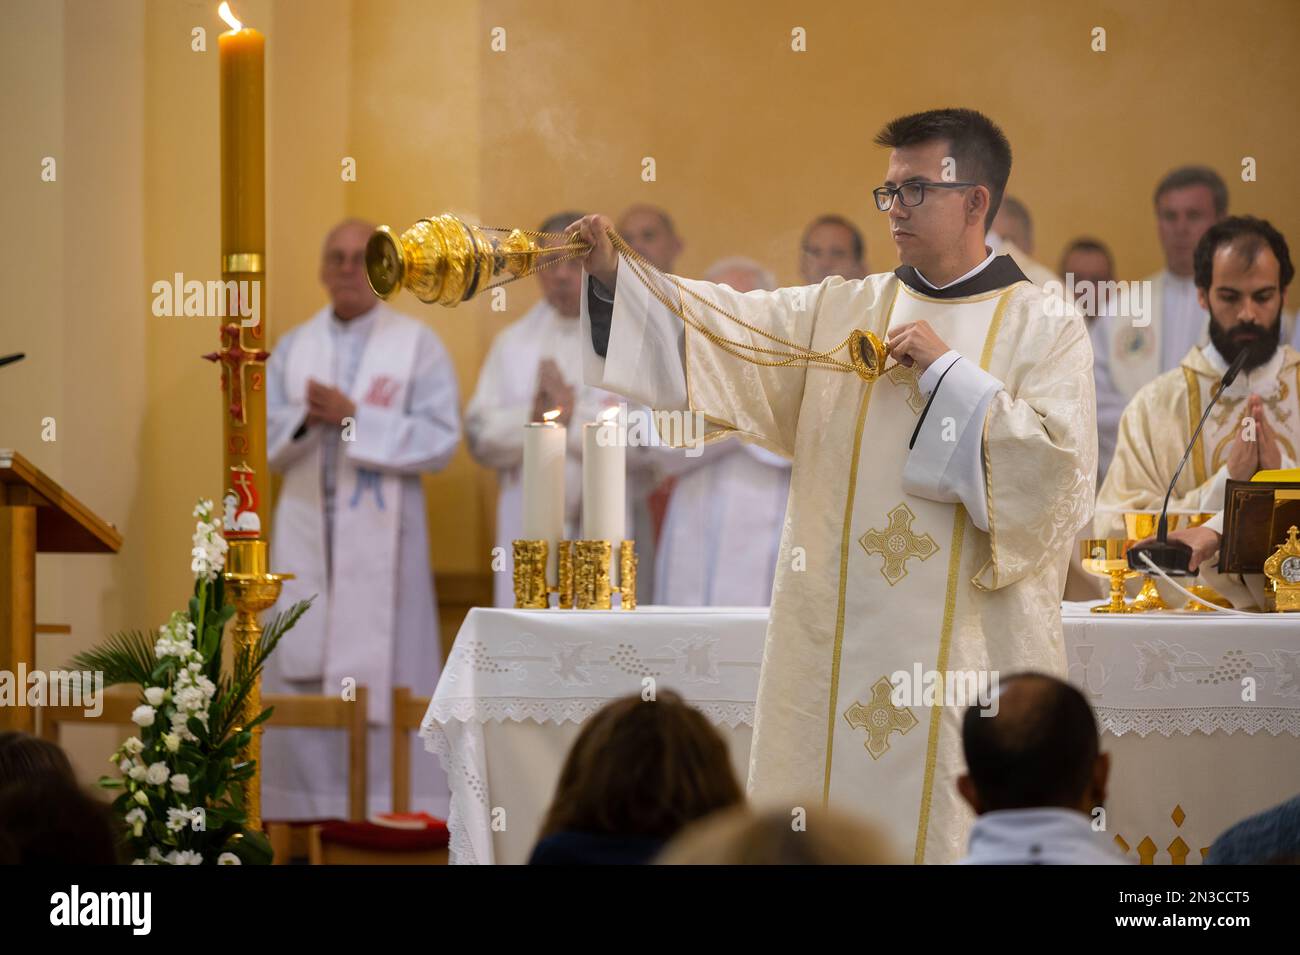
1127 346 1250 575
0 353 25 369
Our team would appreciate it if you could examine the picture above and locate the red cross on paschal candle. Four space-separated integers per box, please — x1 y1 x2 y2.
203 322 269 425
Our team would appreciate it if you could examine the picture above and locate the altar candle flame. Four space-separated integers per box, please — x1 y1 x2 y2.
218 1 242 31
542 408 561 422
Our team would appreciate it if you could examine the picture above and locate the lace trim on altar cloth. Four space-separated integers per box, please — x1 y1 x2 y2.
1096 706 1300 738
419 724 479 866
422 697 756 729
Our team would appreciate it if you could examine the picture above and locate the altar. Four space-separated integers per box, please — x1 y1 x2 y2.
421 604 1300 864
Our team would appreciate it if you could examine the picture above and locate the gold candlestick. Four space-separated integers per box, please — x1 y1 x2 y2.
222 538 288 832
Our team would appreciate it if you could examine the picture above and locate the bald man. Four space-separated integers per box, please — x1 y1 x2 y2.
263 218 461 819
958 673 1125 865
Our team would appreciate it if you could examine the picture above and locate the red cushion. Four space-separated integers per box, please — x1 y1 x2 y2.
266 817 347 829
318 819 450 852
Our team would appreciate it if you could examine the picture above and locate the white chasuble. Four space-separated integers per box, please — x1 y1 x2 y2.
582 254 1097 863
1095 343 1300 605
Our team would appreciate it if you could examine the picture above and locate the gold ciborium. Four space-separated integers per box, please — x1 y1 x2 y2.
1180 512 1234 612
365 214 589 306
1081 538 1139 613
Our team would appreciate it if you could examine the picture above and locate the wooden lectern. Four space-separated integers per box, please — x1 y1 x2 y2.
0 449 121 732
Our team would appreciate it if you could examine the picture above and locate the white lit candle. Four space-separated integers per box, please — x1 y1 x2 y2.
583 406 626 586
522 411 566 585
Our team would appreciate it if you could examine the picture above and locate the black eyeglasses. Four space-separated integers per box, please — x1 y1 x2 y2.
873 181 979 212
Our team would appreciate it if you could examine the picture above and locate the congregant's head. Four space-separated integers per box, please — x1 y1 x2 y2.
704 256 776 293
991 195 1033 255
799 214 868 283
536 210 586 319
320 218 379 321
873 108 1012 283
617 204 683 272
535 691 744 845
1195 216 1292 372
957 672 1109 817
1154 166 1228 277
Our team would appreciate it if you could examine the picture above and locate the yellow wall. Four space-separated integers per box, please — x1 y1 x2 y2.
2 0 1298 780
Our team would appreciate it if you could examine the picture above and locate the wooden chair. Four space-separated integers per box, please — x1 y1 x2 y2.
37 689 141 743
302 686 448 864
264 685 369 864
390 685 431 813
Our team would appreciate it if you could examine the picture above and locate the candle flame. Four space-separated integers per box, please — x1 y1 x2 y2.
218 2 242 30
542 408 562 422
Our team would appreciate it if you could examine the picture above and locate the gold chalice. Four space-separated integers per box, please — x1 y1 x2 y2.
1123 512 1181 611
1081 538 1139 613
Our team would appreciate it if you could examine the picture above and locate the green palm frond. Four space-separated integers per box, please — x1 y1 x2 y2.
212 597 313 739
68 630 157 688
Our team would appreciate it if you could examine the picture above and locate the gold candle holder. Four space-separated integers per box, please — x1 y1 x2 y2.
513 538 637 610
572 540 613 609
555 540 574 609
512 539 550 609
222 538 290 831
619 540 638 610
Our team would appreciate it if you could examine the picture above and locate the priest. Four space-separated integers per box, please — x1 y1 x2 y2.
574 108 1097 863
1099 216 1296 607
262 218 462 818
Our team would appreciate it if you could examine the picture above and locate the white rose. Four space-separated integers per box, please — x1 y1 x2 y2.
217 853 241 865
133 790 149 806
144 686 165 707
128 764 147 781
123 736 144 755
145 762 170 786
163 733 180 753
131 705 156 727
170 773 190 795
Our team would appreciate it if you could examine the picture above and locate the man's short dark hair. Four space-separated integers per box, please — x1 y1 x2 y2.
539 210 586 236
802 214 865 263
873 108 1013 231
1193 215 1294 292
1154 165 1228 217
962 672 1099 811
1059 236 1115 275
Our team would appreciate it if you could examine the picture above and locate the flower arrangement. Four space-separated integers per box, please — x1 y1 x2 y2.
70 500 310 865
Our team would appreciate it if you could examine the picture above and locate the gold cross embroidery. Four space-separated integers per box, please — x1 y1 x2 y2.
859 503 938 586
844 676 919 760
886 365 926 413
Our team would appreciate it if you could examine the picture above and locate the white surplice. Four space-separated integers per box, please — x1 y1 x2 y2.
653 439 791 607
262 302 460 819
